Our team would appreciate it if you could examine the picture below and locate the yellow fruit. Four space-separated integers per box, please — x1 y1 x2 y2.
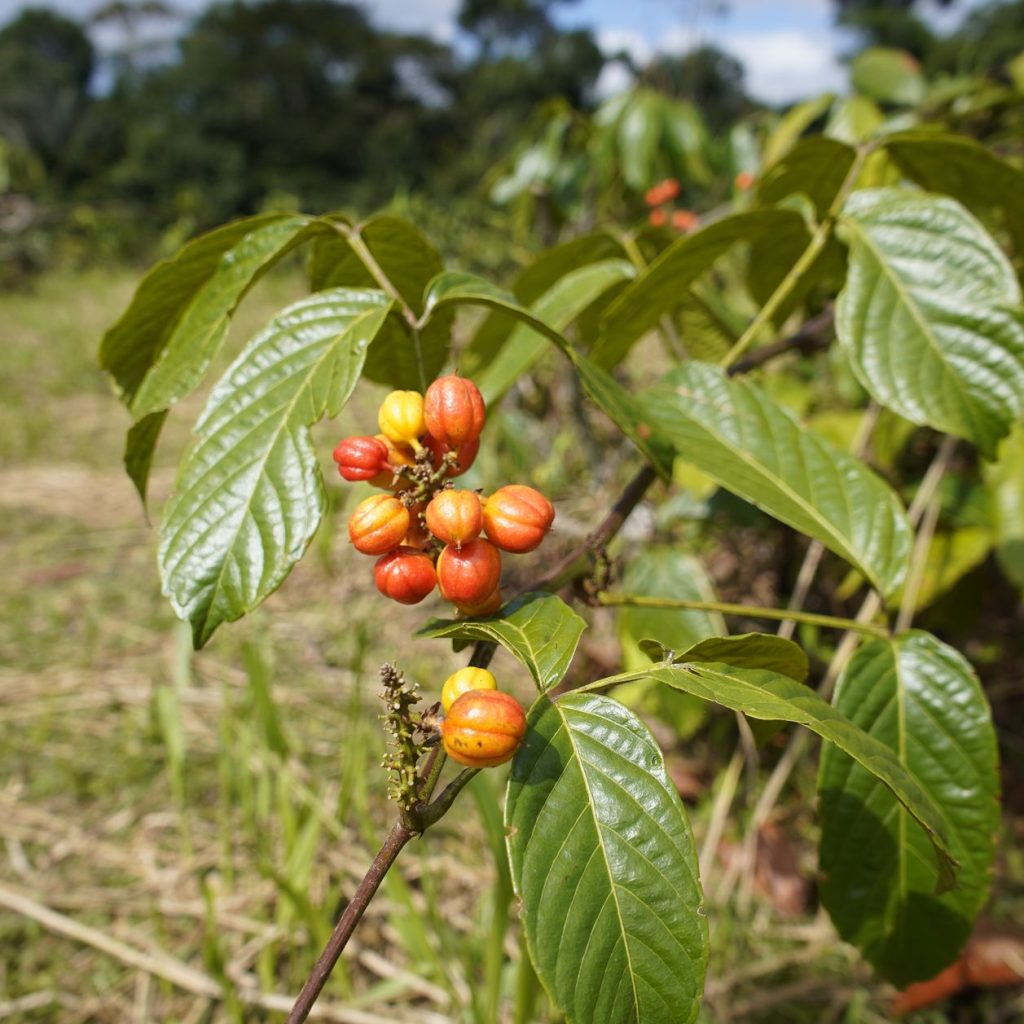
441 666 498 713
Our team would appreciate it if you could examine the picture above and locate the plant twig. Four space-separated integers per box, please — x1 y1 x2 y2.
725 307 834 378
596 593 890 637
720 143 871 369
285 823 414 1024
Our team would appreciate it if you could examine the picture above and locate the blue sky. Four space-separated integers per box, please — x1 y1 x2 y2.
0 0 983 104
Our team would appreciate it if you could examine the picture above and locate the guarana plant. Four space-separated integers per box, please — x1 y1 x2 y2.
100 112 1021 1021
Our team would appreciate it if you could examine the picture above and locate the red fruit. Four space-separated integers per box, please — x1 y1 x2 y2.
425 490 483 547
456 587 503 618
424 375 485 449
671 209 698 232
648 208 667 228
348 494 410 555
402 505 432 550
644 178 680 207
374 547 436 604
368 434 416 490
437 538 501 606
734 170 755 191
333 436 389 482
441 690 527 768
425 433 480 478
482 485 554 553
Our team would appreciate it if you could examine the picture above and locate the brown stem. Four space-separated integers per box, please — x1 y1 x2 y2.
725 307 834 377
288 306 833 1019
285 822 413 1024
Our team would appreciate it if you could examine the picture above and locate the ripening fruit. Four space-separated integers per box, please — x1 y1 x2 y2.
367 433 416 489
348 494 410 555
402 506 432 550
425 432 480 478
437 538 501 606
441 666 498 713
442 690 527 767
333 435 389 482
423 375 485 449
374 547 436 604
671 209 698 232
456 587 503 618
378 390 426 450
482 485 554 553
425 489 483 548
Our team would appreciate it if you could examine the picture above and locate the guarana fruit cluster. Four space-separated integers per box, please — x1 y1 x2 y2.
333 375 555 615
439 667 527 768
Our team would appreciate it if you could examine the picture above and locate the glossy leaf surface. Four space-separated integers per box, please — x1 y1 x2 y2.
836 188 1024 457
639 362 912 597
645 659 958 889
419 592 586 692
159 289 392 647
819 632 999 986
507 693 707 1024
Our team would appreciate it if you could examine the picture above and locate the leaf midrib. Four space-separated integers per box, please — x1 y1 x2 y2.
649 380 891 593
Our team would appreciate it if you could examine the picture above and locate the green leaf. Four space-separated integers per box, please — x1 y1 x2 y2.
418 592 586 692
884 131 1024 268
506 693 707 1024
618 90 663 191
639 362 912 597
818 632 999 986
422 271 673 474
851 48 925 106
594 210 809 369
983 419 1024 589
617 549 724 669
463 231 626 378
665 633 809 683
309 214 451 389
475 259 635 405
825 95 884 145
837 189 1024 457
159 288 392 648
102 214 322 500
100 212 296 405
757 136 856 219
129 216 322 419
616 549 722 740
644 660 958 890
761 93 836 169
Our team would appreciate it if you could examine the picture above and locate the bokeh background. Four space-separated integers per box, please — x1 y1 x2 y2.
1 1 1023 1021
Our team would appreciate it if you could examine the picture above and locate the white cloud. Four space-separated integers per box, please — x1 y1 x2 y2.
719 29 846 105
597 27 652 67
363 0 460 42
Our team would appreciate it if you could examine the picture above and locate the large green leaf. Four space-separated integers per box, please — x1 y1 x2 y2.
615 548 723 740
309 214 451 390
756 136 856 219
617 548 724 672
760 93 836 169
506 693 707 1024
422 272 673 474
643 660 958 890
462 231 626 378
475 259 634 405
639 361 912 597
657 633 809 683
836 188 1024 457
818 632 999 986
159 288 392 648
100 212 298 405
129 216 323 419
851 47 925 106
884 131 1024 258
983 419 1024 589
101 213 323 500
593 210 808 369
418 592 586 692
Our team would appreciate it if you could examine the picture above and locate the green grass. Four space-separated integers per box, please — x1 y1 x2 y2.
1 263 1020 1024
